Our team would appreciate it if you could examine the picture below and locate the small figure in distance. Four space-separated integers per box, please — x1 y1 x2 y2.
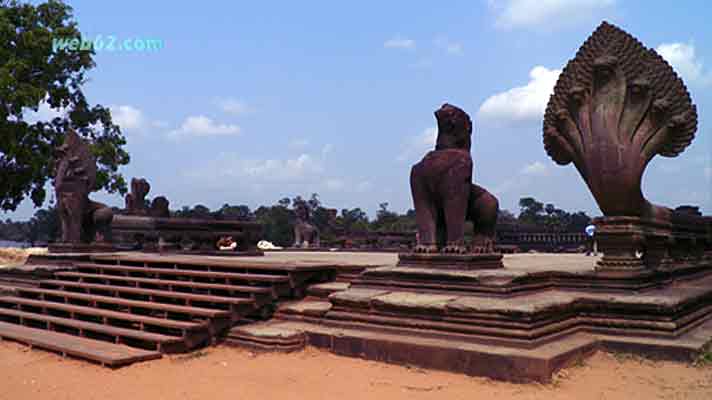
584 223 597 256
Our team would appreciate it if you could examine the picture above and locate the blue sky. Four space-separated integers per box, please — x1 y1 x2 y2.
7 0 712 220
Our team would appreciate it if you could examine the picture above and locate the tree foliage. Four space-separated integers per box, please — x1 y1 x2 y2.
254 201 293 246
0 0 129 211
516 197 591 232
0 205 59 244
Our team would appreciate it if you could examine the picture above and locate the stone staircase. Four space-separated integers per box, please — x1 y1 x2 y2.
0 254 333 366
234 264 712 382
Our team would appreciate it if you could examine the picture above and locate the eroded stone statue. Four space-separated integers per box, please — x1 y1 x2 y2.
293 200 320 248
410 104 499 254
124 177 171 218
53 129 113 245
150 196 170 218
124 178 150 215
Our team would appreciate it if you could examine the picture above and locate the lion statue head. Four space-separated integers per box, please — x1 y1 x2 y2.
434 103 472 151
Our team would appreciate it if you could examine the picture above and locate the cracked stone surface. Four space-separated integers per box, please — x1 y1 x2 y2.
371 292 458 312
329 288 391 308
232 323 305 339
279 300 332 316
307 282 350 297
446 292 581 315
311 282 350 291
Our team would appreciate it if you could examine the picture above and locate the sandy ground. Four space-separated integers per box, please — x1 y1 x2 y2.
0 342 710 400
0 247 47 269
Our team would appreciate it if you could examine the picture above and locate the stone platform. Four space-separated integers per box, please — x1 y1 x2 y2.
4 251 712 380
223 252 712 382
397 252 504 270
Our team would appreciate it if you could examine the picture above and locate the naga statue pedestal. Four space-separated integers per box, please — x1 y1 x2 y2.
594 216 671 273
594 214 711 277
397 252 503 270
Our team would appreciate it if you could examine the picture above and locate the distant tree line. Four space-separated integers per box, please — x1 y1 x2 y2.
0 206 60 245
513 197 592 233
0 195 592 246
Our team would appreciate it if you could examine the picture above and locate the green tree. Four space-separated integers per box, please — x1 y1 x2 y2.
0 0 129 211
340 208 369 233
371 202 399 231
213 204 252 221
254 200 294 246
518 197 544 224
497 209 517 224
27 205 59 243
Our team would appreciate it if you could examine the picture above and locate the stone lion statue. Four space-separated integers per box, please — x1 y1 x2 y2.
293 201 320 248
409 104 499 254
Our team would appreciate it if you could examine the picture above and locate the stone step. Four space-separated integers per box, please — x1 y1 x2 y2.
306 282 350 298
0 307 184 352
0 295 205 333
228 320 599 383
54 271 274 296
39 280 255 309
74 263 290 284
0 321 161 367
15 288 230 320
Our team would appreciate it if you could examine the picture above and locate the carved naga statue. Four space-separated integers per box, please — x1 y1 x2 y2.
53 129 114 245
543 21 697 220
543 22 700 271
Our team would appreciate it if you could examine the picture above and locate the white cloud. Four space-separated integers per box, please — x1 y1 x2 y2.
398 127 437 162
325 179 345 190
189 153 323 183
434 37 463 55
185 152 370 195
493 160 554 197
23 100 66 122
521 161 550 176
217 98 253 115
240 154 323 181
489 0 616 30
321 143 334 157
478 66 561 123
110 105 145 131
168 115 241 139
151 120 169 129
656 42 712 86
384 36 416 50
289 138 310 148
356 181 373 193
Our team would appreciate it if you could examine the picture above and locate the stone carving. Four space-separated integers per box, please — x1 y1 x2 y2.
543 21 697 219
543 22 701 271
150 196 170 218
124 178 150 215
293 200 320 248
53 129 113 245
124 178 171 218
409 104 499 254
